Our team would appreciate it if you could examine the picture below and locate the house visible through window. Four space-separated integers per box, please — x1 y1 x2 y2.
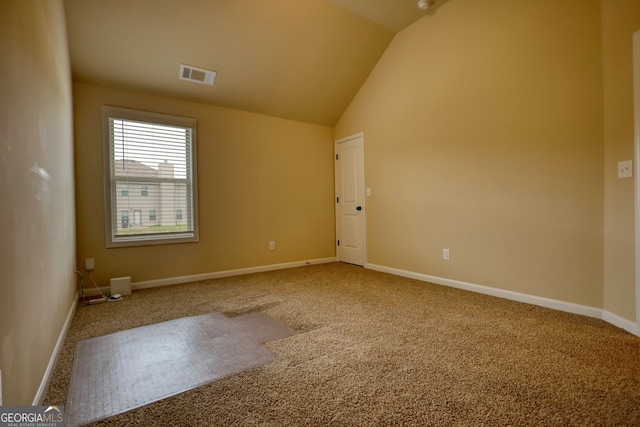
103 106 199 247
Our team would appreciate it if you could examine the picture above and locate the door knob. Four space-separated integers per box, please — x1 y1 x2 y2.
356 206 362 211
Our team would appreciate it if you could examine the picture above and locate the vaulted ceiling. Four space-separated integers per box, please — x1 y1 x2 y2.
63 0 442 126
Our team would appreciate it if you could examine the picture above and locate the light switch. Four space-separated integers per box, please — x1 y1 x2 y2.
366 188 371 197
618 160 633 179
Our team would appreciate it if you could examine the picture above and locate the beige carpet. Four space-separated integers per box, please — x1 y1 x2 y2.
45 262 640 426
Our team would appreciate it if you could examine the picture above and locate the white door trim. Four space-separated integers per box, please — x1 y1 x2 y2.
633 30 640 336
335 132 366 266
335 132 364 144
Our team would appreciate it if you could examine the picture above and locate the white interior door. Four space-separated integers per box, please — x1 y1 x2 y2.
335 133 365 266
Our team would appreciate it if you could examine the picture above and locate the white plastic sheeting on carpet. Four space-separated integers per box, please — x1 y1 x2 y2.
67 312 295 427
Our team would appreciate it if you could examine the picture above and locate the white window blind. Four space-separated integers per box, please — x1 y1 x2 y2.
103 106 198 247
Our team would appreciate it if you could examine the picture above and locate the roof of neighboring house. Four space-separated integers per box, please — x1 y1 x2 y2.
113 159 158 178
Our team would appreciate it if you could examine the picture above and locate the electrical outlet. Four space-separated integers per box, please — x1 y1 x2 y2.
269 241 275 250
443 249 450 261
85 258 95 271
618 160 633 178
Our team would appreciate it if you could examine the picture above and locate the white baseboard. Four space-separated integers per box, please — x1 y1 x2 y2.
602 310 638 335
33 291 79 405
366 262 608 320
83 258 338 296
125 257 335 291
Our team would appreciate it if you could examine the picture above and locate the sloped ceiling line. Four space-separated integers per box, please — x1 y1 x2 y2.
64 0 452 126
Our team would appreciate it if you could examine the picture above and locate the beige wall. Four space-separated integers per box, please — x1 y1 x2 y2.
74 82 335 285
0 1 76 405
336 0 605 307
1 0 636 407
602 1 640 322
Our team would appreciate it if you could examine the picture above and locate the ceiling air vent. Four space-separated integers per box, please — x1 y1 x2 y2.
179 64 216 86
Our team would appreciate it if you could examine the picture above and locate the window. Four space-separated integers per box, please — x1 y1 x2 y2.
103 106 199 247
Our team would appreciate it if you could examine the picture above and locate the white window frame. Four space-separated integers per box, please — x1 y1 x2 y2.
102 106 199 248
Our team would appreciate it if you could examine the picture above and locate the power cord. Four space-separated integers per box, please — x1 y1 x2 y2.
74 269 86 304
88 271 107 299
88 270 122 302
76 267 122 304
